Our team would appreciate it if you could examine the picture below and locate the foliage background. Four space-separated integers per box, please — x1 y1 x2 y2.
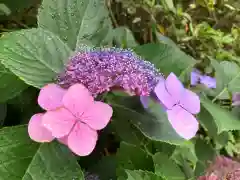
0 0 239 179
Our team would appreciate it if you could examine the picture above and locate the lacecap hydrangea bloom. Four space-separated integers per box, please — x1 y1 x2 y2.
28 47 202 156
57 48 162 96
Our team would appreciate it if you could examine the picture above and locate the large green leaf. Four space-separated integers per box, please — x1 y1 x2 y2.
194 139 216 176
0 125 84 180
117 142 154 171
133 43 196 80
0 28 72 88
200 97 240 133
38 0 113 50
110 96 185 145
125 170 165 180
153 153 185 180
0 64 27 102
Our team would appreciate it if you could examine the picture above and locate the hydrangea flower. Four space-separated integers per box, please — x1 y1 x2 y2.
198 174 219 180
57 48 162 96
28 83 113 156
141 73 200 140
198 156 240 179
191 69 216 88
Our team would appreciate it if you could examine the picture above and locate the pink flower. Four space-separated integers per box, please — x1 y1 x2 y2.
198 174 219 180
28 83 113 156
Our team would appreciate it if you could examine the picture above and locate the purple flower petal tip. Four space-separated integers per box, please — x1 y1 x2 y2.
191 70 201 86
200 76 216 89
190 69 216 89
140 96 149 109
232 93 240 106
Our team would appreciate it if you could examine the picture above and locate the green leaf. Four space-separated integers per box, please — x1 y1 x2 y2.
111 116 145 146
153 153 185 180
0 3 11 16
214 132 229 149
198 105 218 137
156 33 178 48
90 155 117 180
0 125 84 180
195 139 216 163
117 142 154 171
161 0 176 12
110 96 185 145
125 170 165 180
133 43 196 80
211 60 240 100
0 64 27 102
112 27 138 48
194 139 216 176
0 0 34 15
38 0 113 50
0 28 72 88
200 97 240 133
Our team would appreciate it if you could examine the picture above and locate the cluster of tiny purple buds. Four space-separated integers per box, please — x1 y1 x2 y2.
57 47 162 96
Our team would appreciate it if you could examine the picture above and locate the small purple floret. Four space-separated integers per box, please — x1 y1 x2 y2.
191 69 216 89
57 48 162 96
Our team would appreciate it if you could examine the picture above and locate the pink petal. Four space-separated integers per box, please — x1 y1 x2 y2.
68 122 98 156
63 84 94 118
28 113 54 142
42 108 76 138
81 101 113 130
38 83 66 111
154 79 176 109
165 73 185 101
180 89 200 114
58 136 68 145
167 105 199 140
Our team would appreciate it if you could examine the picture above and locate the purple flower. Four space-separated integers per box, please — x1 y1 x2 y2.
191 69 216 88
154 73 200 140
57 48 162 96
232 93 240 106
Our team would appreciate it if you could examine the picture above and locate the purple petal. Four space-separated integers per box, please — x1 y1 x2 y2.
154 79 176 109
232 93 240 106
167 105 199 140
140 96 150 109
165 73 185 101
180 89 200 114
191 69 201 86
200 75 216 89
